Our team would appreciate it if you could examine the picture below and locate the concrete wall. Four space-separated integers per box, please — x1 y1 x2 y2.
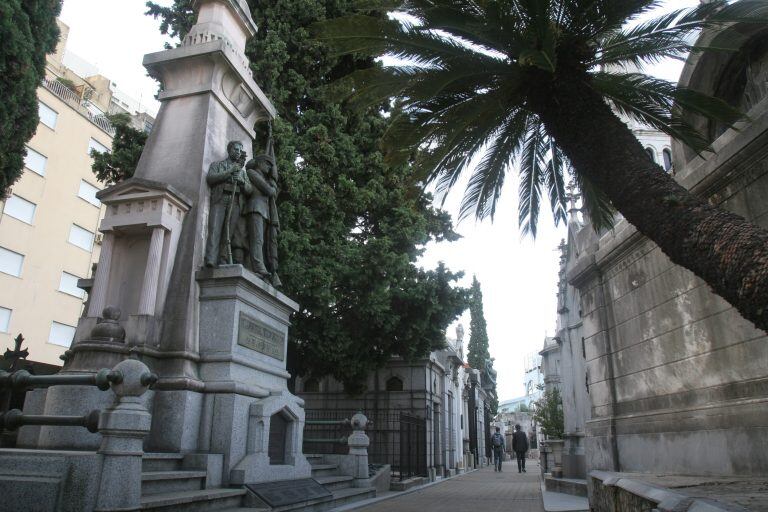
568 21 768 477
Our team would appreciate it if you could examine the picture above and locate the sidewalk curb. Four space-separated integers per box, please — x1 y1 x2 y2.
330 468 481 512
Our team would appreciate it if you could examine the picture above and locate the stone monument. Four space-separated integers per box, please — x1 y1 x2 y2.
21 0 311 485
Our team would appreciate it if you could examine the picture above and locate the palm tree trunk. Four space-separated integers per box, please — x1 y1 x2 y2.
528 71 768 333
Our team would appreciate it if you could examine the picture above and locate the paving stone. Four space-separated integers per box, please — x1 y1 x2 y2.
355 461 545 512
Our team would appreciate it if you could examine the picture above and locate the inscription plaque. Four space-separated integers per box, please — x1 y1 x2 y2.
237 312 285 361
246 478 332 507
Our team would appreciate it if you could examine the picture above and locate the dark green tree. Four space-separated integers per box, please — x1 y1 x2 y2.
467 276 497 413
90 114 148 185
0 0 61 197
467 276 490 369
146 0 469 392
314 0 768 333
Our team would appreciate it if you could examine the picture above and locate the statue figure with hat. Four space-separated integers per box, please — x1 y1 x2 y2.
243 123 281 286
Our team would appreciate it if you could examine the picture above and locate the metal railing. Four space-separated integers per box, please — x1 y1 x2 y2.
0 365 155 436
304 408 428 480
41 77 116 136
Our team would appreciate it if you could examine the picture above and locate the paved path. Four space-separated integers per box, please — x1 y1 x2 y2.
357 460 544 512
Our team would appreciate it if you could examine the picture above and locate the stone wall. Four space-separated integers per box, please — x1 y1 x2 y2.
568 20 768 477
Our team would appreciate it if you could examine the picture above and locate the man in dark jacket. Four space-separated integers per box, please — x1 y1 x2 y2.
512 424 529 473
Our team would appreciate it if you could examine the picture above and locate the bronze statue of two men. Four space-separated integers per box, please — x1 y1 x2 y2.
204 133 281 287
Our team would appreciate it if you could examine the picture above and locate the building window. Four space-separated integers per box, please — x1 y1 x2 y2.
49 321 76 347
38 101 58 129
386 376 404 392
88 138 109 155
59 272 85 298
78 180 101 207
0 306 10 333
3 195 36 224
662 149 673 172
68 224 95 251
24 147 47 176
0 247 24 277
645 147 656 163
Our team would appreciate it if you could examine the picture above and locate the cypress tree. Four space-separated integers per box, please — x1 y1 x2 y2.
467 276 497 413
146 0 468 392
0 0 61 197
467 276 490 369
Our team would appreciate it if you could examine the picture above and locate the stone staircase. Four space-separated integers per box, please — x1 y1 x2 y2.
138 453 375 512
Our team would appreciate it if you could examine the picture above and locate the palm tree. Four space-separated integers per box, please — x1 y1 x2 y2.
314 0 768 331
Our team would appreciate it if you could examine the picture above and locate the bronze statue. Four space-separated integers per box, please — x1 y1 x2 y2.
204 131 281 287
204 141 250 267
244 125 281 286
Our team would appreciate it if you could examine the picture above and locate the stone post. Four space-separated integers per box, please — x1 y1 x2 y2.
94 359 156 512
88 232 115 318
138 226 166 315
347 412 370 487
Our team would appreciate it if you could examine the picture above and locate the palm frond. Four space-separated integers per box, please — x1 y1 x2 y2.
574 172 615 233
594 1 768 67
545 140 568 226
403 1 519 57
313 14 506 67
459 109 532 220
518 120 548 238
591 72 744 152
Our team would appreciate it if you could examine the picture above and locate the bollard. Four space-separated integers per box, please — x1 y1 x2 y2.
94 359 156 512
347 411 370 487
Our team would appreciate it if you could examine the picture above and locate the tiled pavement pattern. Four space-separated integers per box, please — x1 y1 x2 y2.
357 460 544 512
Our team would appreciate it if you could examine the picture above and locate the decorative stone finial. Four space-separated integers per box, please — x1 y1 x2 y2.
350 411 368 430
91 306 126 342
109 359 157 398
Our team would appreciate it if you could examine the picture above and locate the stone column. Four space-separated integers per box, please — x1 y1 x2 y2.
88 232 115 318
347 412 370 487
138 227 166 315
94 359 155 512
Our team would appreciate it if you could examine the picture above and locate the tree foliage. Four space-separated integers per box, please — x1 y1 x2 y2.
313 0 768 333
0 0 61 197
533 387 564 440
467 276 497 413
467 276 490 369
90 114 148 185
146 0 469 392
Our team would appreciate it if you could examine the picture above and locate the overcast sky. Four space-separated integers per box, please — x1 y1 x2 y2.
59 0 700 400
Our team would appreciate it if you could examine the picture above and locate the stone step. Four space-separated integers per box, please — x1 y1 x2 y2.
310 464 339 477
141 488 245 512
261 486 375 512
329 487 376 508
315 475 354 491
142 470 208 495
214 509 269 512
142 453 185 472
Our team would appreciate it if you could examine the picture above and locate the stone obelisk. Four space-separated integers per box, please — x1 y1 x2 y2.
26 0 310 485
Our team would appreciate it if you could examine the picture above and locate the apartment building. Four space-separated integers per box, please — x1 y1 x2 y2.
0 21 153 370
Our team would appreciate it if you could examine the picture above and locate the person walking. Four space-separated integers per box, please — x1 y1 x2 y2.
512 424 529 473
491 427 505 472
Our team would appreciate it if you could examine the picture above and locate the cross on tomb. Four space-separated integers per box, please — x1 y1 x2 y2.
3 334 29 372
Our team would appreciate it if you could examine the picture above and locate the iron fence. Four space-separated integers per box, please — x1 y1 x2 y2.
304 408 427 480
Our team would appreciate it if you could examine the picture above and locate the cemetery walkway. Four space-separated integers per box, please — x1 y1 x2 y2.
355 460 544 512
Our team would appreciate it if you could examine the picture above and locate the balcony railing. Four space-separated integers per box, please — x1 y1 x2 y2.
41 77 116 136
